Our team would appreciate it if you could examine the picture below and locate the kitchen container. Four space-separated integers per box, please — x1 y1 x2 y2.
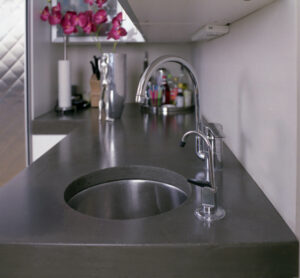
98 53 127 121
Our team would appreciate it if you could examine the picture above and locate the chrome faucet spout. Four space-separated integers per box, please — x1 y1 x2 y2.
136 55 204 158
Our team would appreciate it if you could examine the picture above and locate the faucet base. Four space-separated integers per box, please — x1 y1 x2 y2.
194 205 225 222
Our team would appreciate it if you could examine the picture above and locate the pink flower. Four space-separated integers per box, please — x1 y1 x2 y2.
107 13 126 40
107 26 127 40
52 2 61 13
83 22 92 34
95 0 107 8
61 13 70 26
62 21 77 34
61 13 77 34
115 12 123 23
112 12 123 28
63 25 78 35
84 0 94 5
93 9 107 24
70 14 79 26
78 12 89 27
65 11 77 20
112 18 120 28
40 6 50 21
82 19 97 34
71 12 89 28
85 10 93 21
48 11 62 25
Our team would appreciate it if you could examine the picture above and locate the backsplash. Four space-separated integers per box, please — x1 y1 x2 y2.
67 43 193 103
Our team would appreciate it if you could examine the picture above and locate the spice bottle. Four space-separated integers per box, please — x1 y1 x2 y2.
176 83 184 108
184 89 192 107
170 77 179 105
161 75 171 104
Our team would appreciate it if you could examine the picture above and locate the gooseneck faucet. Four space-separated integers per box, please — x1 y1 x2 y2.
135 55 205 159
180 130 225 222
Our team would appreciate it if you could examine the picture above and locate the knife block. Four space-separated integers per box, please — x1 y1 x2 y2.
90 74 101 107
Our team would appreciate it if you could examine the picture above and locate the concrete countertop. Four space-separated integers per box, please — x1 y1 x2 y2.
0 104 298 277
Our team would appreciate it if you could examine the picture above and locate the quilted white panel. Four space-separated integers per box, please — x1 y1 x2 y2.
0 0 25 102
0 0 25 185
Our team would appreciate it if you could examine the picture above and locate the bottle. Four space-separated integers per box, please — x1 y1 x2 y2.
171 77 179 105
156 68 169 89
161 75 171 104
179 66 189 90
176 83 184 108
167 73 173 89
184 89 192 107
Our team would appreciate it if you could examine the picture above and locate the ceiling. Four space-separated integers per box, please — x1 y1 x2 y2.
126 0 277 42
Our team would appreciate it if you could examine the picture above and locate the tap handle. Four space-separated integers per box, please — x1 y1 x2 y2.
188 178 211 188
179 141 186 147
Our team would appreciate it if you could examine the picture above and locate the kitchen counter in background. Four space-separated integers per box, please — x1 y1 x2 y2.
0 104 298 277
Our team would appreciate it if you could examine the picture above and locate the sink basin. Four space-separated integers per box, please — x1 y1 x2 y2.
65 166 191 220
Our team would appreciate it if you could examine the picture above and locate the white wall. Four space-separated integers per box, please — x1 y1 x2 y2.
30 0 63 118
192 0 298 232
67 43 193 103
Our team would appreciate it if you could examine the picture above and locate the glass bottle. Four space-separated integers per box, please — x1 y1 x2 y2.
171 77 179 105
161 75 171 104
176 83 184 108
179 66 189 90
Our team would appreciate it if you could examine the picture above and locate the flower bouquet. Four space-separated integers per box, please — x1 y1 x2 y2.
40 0 128 57
40 0 128 112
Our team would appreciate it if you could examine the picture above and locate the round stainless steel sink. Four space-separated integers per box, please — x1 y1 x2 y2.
65 166 191 220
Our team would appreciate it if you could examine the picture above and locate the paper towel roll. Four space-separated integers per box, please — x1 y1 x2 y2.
58 60 72 109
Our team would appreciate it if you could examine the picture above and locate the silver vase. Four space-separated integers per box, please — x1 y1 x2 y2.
98 53 127 121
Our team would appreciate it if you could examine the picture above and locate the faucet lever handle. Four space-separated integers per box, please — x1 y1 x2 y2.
187 178 211 188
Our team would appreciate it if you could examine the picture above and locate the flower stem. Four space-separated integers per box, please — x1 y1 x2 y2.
97 42 102 52
96 25 102 53
64 35 67 60
113 41 118 52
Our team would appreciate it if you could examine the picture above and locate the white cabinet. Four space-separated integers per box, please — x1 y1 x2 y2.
32 135 66 162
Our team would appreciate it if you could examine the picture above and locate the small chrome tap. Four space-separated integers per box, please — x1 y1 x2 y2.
180 130 225 222
181 130 216 192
